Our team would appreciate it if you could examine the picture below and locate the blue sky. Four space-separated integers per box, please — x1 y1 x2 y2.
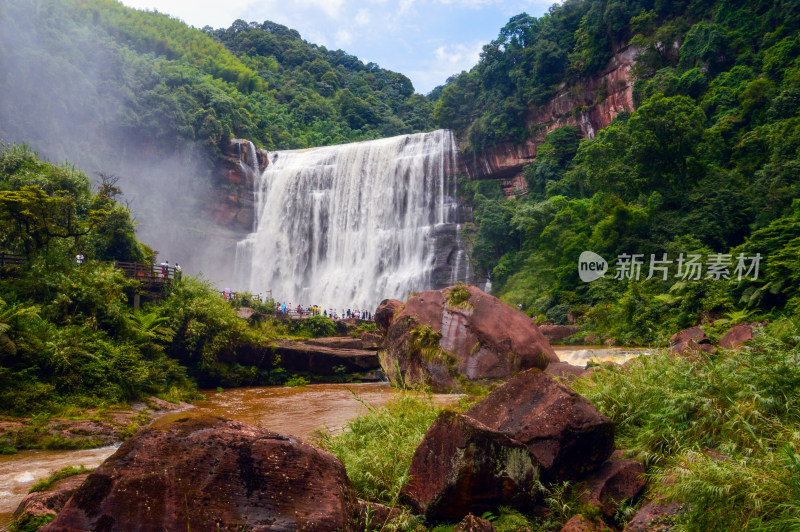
119 0 556 93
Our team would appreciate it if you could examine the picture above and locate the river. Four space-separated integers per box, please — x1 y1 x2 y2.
0 349 648 529
0 382 454 529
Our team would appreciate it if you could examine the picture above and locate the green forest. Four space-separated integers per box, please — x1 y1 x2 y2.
1 0 798 407
0 0 433 163
445 0 800 344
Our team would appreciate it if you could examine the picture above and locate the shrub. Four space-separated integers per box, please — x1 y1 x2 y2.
317 393 441 505
571 319 800 530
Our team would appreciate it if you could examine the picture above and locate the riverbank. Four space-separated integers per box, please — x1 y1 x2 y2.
1 383 460 530
0 396 191 456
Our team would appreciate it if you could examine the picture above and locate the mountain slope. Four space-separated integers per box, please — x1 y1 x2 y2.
439 0 800 342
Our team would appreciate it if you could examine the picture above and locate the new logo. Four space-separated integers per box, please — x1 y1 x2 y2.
578 251 608 283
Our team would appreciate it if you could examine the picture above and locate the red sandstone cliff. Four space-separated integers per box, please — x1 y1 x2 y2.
459 46 638 196
208 138 269 232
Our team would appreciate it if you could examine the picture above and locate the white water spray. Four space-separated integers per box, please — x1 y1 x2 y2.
235 130 466 309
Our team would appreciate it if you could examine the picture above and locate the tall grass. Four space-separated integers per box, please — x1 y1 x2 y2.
571 318 800 531
317 392 442 506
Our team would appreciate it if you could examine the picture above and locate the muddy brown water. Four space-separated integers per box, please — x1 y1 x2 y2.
554 345 653 366
0 382 461 529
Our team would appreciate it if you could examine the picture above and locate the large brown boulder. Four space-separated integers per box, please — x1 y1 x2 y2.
42 416 358 531
576 451 646 519
12 473 90 524
400 410 539 522
465 370 614 482
668 327 714 355
379 285 558 392
375 299 403 331
718 323 759 350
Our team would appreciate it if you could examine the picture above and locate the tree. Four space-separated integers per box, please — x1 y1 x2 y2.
0 186 107 255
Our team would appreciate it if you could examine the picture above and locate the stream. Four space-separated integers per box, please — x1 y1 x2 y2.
0 348 648 529
0 382 450 528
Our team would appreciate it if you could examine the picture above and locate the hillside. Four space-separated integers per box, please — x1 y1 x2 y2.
435 0 800 343
0 0 434 278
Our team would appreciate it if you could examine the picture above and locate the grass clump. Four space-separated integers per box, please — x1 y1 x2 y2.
284 375 310 387
446 283 473 310
571 318 800 531
29 465 92 493
317 392 442 506
8 513 56 532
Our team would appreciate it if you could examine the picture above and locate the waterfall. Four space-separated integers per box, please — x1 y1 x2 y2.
235 130 467 309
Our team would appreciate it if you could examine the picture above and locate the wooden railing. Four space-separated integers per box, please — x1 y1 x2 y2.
0 253 180 289
0 251 26 268
114 261 180 282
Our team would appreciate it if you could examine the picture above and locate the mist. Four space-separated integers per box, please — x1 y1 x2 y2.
0 1 243 287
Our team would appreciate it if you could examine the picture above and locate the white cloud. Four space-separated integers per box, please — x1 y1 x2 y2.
434 42 483 66
409 40 484 92
335 29 354 47
355 8 371 26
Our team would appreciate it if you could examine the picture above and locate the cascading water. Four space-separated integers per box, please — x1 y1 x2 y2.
235 130 469 309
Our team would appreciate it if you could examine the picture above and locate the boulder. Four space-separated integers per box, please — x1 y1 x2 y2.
400 410 539 522
454 513 497 531
576 451 646 518
668 327 714 355
360 331 383 350
12 473 89 523
380 285 558 392
539 325 582 343
375 299 403 331
718 323 758 350
42 415 358 531
561 514 610 532
465 370 614 482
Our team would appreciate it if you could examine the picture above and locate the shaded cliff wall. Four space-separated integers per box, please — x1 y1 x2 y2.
459 46 638 196
208 138 268 234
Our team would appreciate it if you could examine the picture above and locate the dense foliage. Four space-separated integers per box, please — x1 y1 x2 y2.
0 146 322 419
0 0 433 166
573 321 800 530
433 0 800 152
0 145 196 415
458 0 800 343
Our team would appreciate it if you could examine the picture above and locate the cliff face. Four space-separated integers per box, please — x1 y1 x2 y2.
208 138 269 233
459 46 638 196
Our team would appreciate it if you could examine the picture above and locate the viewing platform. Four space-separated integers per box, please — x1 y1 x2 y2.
0 253 180 291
